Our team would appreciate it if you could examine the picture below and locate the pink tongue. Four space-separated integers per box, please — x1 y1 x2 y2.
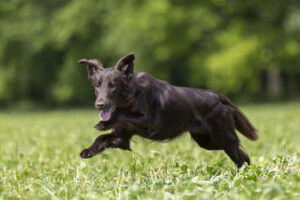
99 109 112 121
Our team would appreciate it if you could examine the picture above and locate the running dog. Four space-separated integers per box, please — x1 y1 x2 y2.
78 53 258 168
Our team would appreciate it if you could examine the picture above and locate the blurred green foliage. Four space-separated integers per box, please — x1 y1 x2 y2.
1 0 300 106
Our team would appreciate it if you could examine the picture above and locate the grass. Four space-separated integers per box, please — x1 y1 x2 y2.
0 103 299 200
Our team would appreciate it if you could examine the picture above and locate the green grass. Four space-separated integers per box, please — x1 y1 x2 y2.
0 103 299 200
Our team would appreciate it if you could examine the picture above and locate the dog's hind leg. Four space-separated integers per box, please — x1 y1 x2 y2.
212 128 250 168
205 104 250 168
190 131 250 167
80 129 132 158
238 149 250 166
222 143 250 168
190 132 222 150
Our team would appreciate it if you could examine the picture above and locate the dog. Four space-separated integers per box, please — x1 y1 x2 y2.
78 53 258 168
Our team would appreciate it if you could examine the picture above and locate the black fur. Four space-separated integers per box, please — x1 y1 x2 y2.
78 53 258 168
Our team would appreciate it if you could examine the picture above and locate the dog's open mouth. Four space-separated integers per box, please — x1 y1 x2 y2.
99 107 115 121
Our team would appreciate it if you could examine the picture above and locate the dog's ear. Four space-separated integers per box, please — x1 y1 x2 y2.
78 59 103 84
78 59 103 76
115 53 135 83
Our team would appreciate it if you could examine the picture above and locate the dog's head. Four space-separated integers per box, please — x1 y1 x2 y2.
78 53 135 121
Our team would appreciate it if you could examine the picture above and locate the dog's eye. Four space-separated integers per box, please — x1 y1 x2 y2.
96 82 102 88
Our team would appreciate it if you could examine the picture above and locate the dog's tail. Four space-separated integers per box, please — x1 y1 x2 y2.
217 93 258 141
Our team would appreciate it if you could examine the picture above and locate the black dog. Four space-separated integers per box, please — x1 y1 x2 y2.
78 53 258 168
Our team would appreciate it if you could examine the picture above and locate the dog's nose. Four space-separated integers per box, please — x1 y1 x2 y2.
95 102 105 110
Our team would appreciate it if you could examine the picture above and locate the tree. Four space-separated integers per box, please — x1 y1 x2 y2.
0 0 300 106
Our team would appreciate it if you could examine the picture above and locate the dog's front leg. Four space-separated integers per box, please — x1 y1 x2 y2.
80 131 131 159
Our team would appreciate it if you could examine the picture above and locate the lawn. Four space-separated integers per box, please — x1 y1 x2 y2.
0 103 299 199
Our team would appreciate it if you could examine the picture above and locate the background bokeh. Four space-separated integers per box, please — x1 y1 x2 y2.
1 0 300 107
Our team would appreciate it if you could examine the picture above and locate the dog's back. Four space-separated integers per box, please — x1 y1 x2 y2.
131 72 227 139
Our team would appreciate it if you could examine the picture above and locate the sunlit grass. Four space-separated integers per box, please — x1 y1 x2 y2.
0 103 299 199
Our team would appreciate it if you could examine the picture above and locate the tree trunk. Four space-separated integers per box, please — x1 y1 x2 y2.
266 68 283 98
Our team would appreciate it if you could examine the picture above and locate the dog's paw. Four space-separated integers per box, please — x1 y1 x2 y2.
94 122 111 131
80 148 97 158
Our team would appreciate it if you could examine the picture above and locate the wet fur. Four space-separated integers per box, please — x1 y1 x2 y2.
78 53 258 168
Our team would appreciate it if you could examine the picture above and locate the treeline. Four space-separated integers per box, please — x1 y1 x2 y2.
1 0 300 106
